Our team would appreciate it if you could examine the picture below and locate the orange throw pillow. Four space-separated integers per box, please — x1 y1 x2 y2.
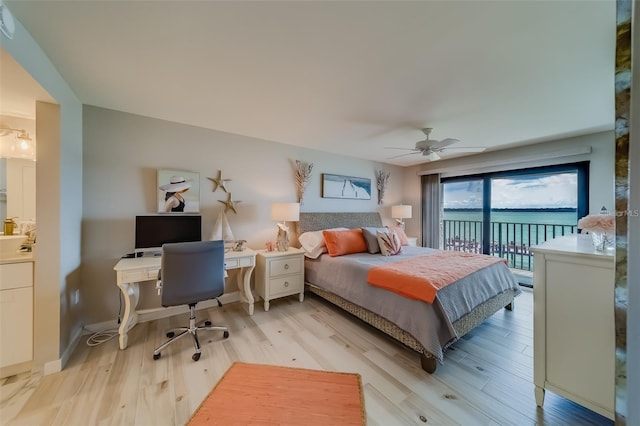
388 225 410 246
322 228 368 256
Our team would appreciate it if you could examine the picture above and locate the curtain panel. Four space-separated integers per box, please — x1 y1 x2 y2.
421 174 441 249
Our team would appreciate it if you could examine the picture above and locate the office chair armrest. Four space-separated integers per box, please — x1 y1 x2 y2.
155 273 162 296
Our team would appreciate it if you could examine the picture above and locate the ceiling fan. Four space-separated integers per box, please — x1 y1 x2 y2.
386 128 485 161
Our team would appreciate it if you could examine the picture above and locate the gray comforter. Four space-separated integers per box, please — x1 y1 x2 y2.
304 246 521 361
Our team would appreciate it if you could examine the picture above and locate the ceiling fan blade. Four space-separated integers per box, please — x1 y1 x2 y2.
388 151 421 159
430 138 460 149
384 147 418 151
443 147 486 152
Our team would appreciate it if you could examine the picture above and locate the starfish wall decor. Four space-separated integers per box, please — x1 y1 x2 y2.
207 170 231 193
218 193 241 214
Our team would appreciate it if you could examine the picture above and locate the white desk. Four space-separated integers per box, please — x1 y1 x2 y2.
113 248 256 350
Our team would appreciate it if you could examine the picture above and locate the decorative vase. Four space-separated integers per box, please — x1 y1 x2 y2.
590 231 613 251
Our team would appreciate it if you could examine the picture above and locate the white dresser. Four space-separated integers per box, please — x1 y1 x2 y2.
532 234 614 419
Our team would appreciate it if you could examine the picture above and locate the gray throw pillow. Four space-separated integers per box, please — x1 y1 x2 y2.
361 227 388 254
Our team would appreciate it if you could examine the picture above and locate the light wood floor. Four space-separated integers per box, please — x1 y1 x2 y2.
1 289 612 426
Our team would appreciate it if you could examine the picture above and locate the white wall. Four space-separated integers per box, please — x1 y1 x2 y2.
82 106 406 323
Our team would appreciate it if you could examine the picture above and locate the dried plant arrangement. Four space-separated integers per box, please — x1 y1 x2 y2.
294 160 314 203
376 170 391 205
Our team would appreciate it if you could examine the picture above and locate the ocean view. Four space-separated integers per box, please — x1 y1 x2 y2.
443 208 578 226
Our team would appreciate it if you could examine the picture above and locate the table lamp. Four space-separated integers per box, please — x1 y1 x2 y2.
271 202 300 251
392 204 412 230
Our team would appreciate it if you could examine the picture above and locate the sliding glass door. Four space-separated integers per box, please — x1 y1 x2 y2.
442 179 484 253
440 163 588 272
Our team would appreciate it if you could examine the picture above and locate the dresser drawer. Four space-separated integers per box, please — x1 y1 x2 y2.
269 256 302 278
269 275 303 297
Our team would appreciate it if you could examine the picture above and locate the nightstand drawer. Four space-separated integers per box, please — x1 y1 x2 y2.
270 275 303 296
269 257 302 277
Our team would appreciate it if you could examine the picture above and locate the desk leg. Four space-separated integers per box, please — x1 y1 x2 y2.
236 265 255 316
117 279 140 349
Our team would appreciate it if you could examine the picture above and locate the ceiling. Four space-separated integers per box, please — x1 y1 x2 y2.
0 49 55 119
1 1 615 167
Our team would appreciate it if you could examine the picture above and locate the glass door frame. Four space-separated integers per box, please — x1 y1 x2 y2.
441 161 589 256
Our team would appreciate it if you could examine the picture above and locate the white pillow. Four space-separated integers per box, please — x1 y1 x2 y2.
298 227 347 259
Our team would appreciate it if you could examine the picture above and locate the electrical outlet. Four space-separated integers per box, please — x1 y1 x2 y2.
72 289 80 305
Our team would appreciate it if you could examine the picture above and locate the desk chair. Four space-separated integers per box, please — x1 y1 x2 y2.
153 240 229 362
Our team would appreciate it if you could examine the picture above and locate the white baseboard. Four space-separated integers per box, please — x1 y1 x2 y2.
84 319 120 334
59 324 84 371
43 358 62 376
84 291 242 333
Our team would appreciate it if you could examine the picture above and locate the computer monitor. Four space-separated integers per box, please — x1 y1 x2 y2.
135 215 202 253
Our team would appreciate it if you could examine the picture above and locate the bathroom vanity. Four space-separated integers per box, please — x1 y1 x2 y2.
0 235 34 378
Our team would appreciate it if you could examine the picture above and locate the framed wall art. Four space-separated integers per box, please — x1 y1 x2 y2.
157 169 200 213
322 173 371 200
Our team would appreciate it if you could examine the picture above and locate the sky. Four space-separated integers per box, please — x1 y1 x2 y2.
443 172 578 209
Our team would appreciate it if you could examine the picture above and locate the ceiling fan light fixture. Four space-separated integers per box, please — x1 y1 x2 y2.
426 151 440 161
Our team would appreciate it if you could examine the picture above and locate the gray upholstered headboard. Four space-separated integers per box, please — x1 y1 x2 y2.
298 212 383 234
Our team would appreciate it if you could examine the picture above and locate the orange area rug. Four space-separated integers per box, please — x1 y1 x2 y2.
187 362 366 425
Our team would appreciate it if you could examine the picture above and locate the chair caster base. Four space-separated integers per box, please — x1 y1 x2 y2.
153 353 161 360
166 332 175 338
223 330 229 339
205 320 212 326
192 352 201 361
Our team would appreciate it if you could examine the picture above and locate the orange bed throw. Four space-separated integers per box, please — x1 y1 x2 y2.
367 251 507 303
187 362 366 426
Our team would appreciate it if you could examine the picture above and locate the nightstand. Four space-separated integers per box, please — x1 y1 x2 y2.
255 248 305 311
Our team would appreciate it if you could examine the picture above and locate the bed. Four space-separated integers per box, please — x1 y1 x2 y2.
298 212 521 374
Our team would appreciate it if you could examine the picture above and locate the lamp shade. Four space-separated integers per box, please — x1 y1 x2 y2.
392 204 412 220
271 202 300 222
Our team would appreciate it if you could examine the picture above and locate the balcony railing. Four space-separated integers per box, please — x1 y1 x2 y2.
442 220 578 271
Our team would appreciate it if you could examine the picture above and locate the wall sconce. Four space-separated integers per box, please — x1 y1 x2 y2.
271 202 300 251
0 127 36 160
391 204 412 229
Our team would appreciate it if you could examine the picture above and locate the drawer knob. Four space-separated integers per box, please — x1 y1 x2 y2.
284 281 289 287
284 264 289 270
